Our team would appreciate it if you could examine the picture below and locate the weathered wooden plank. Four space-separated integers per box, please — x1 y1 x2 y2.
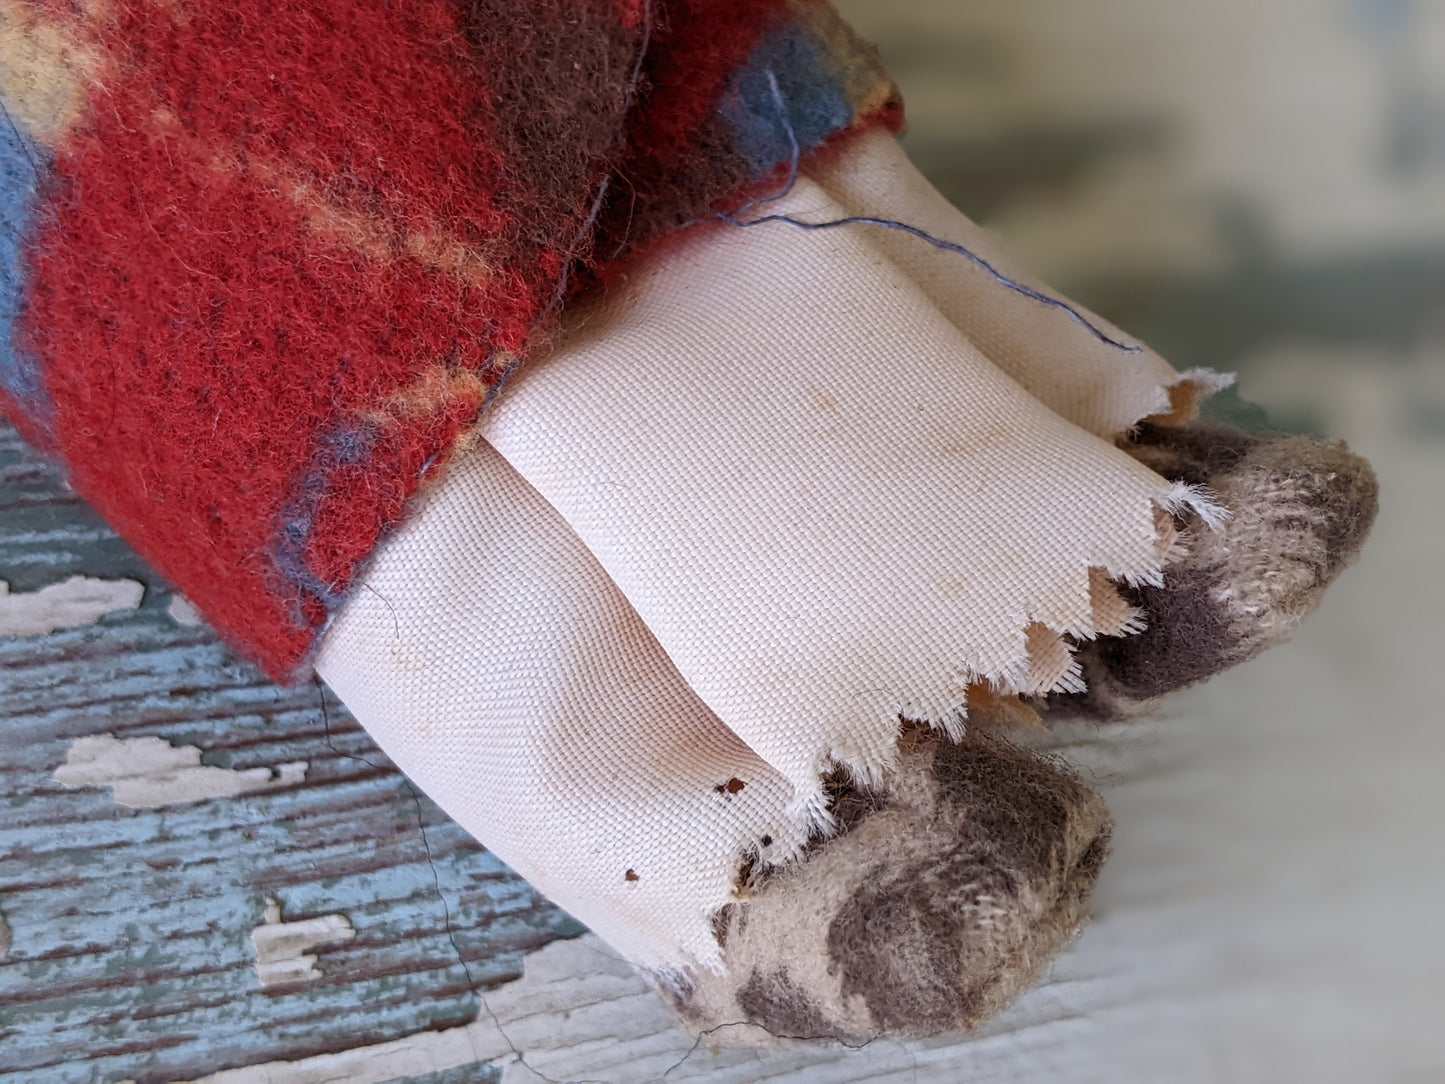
0 421 583 1084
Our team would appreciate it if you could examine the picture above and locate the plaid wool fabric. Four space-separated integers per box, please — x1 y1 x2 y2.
0 0 899 679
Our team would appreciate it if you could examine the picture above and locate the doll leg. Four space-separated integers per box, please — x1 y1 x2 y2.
317 128 1373 1037
673 723 1111 1039
319 134 1373 1036
810 130 1378 718
316 436 808 974
316 429 1111 1040
318 190 1144 1032
1046 422 1379 720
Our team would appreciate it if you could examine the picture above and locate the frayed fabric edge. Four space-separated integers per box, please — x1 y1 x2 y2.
771 472 1225 847
1144 368 1238 430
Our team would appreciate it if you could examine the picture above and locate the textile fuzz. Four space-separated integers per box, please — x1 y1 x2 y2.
1043 422 1380 721
0 0 898 680
669 725 1111 1041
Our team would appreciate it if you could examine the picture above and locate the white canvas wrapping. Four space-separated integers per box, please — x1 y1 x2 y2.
315 441 810 973
318 134 1224 973
481 171 1213 814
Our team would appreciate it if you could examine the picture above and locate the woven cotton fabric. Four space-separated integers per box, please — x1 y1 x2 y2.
809 128 1233 439
481 169 1214 814
316 438 810 973
316 136 1226 975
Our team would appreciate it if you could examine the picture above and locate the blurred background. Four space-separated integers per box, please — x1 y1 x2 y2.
844 0 1445 436
830 0 1445 1078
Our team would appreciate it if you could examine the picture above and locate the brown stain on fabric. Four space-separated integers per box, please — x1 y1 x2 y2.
806 386 840 414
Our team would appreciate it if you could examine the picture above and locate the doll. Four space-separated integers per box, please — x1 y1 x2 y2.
0 0 1376 1039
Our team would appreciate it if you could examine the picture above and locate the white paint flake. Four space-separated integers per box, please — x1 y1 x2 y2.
168 593 205 626
0 576 144 637
251 899 356 988
53 733 307 809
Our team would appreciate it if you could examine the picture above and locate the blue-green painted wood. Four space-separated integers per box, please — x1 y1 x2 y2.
0 422 584 1084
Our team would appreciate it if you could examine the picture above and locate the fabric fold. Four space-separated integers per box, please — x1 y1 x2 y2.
481 171 1218 821
317 436 811 974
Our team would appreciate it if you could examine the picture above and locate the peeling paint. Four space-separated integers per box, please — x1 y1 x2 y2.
2 420 582 1082
168 593 204 626
0 906 10 960
0 575 144 636
251 898 356 988
53 733 307 809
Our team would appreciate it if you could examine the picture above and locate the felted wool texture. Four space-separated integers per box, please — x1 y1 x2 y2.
315 435 812 974
0 0 645 679
0 0 898 682
809 127 1234 440
481 172 1219 818
1048 422 1380 722
0 91 48 442
671 726 1112 1040
588 0 902 269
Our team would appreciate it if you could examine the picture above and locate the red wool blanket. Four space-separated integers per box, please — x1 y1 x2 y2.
0 0 899 679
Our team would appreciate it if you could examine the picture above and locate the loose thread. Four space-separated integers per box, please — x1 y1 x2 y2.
315 681 483 1015
712 71 1144 355
483 0 655 411
727 70 804 219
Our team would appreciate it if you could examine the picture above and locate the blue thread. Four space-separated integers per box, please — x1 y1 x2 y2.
713 72 1144 356
272 421 380 615
1 99 59 432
